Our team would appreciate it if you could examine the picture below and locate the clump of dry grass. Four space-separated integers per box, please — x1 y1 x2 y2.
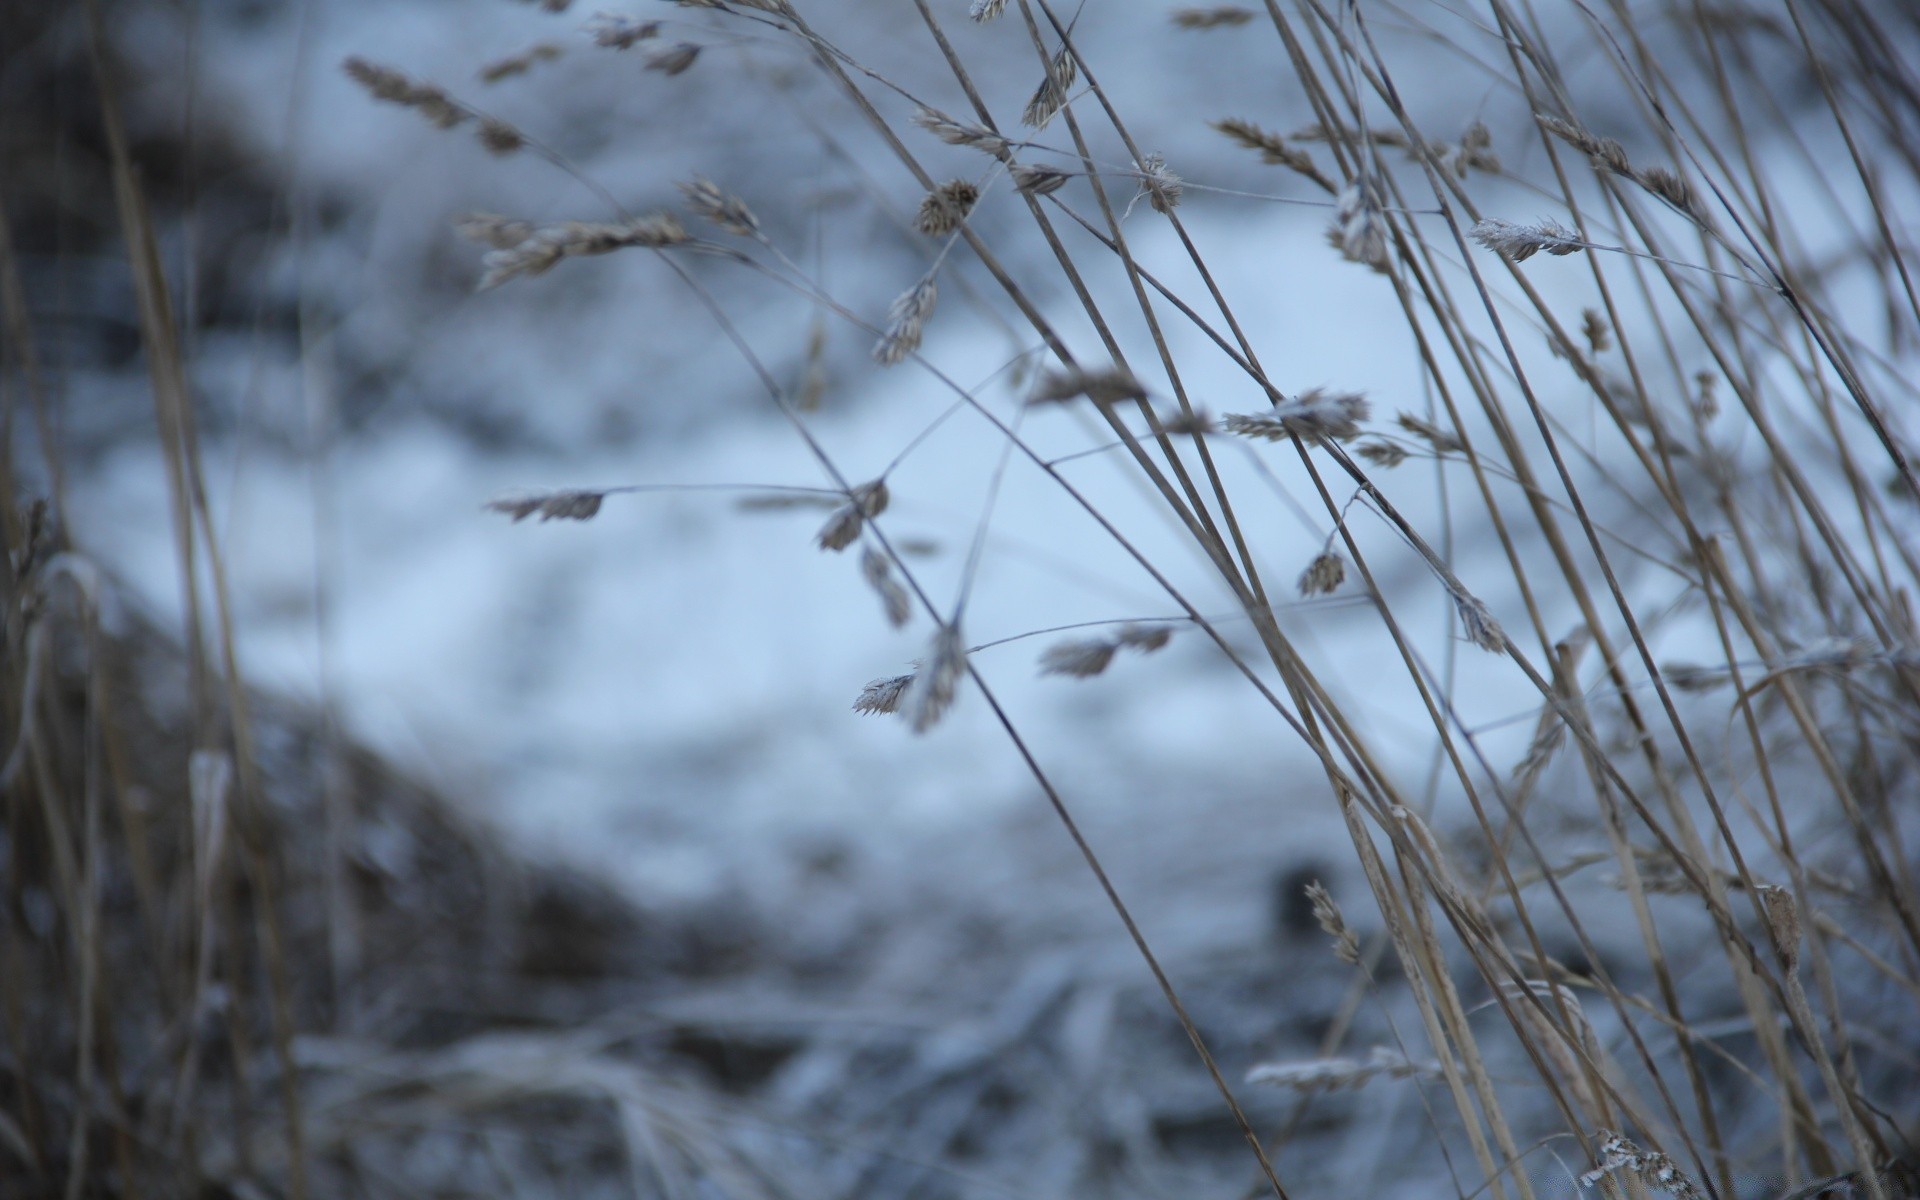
312 0 1920 1196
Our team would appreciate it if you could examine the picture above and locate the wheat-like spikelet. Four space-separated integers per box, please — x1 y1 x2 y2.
1450 588 1507 653
1468 217 1586 262
1028 366 1147 406
474 215 689 290
1114 623 1172 652
1356 439 1408 467
1395 412 1464 453
479 43 564 83
586 14 662 48
486 489 607 522
1580 1132 1705 1200
872 274 939 366
1022 48 1077 130
455 213 537 249
816 479 890 552
860 547 912 628
646 43 701 75
1010 162 1073 195
914 181 980 236
1223 389 1370 445
1328 177 1390 271
906 625 966 733
1297 552 1347 597
969 0 1008 21
1172 6 1255 27
1135 154 1183 213
678 176 760 237
343 57 467 128
853 673 913 716
1209 118 1331 188
911 107 1011 158
1039 638 1119 679
1305 881 1361 964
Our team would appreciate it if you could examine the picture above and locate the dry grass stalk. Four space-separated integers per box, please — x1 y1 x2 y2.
678 176 760 237
815 479 890 552
1173 6 1255 27
479 43 564 83
1022 49 1077 130
1029 365 1147 406
1246 1046 1441 1091
914 180 980 236
1468 217 1586 262
1580 1131 1705 1200
1757 885 1802 975
860 547 912 628
486 489 607 522
470 215 689 290
871 274 938 366
1298 551 1346 596
586 14 662 48
1305 881 1361 964
1223 389 1370 445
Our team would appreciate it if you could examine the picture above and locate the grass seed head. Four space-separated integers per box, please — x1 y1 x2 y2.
1011 162 1073 195
1173 6 1255 27
1029 365 1147 406
479 43 564 83
1580 1132 1704 1200
1468 217 1585 262
1135 153 1183 213
1304 881 1361 964
477 117 526 155
907 625 966 732
1357 439 1408 467
912 108 1011 157
343 57 469 128
646 43 702 75
969 0 1008 20
587 14 661 48
914 181 980 236
1022 49 1077 129
872 275 939 366
854 673 913 715
1298 552 1346 596
861 547 912 627
1039 638 1119 679
1224 389 1370 445
1115 623 1173 652
1329 178 1391 271
486 489 607 522
1396 412 1464 453
456 213 536 249
1451 588 1507 652
679 176 760 236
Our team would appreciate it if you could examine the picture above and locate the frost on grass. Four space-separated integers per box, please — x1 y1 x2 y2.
1469 217 1585 263
815 479 890 552
1579 1132 1704 1200
486 489 607 522
1135 154 1183 213
872 274 938 366
1246 1046 1439 1091
1328 177 1391 271
853 673 912 715
1223 389 1370 445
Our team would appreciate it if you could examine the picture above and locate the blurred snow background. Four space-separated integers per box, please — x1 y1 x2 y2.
16 0 1919 1193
